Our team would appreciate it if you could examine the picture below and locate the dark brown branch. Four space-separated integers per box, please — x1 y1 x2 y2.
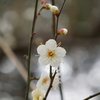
83 92 100 100
25 0 39 100
58 0 66 16
43 70 57 100
55 0 66 40
51 0 56 37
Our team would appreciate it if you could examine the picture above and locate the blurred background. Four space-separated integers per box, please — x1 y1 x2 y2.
0 0 100 100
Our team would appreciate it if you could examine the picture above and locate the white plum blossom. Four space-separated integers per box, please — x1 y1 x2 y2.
36 71 50 91
31 88 44 100
37 39 66 67
36 71 60 91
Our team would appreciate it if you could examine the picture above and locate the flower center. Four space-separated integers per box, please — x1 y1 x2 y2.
42 76 49 84
48 51 54 57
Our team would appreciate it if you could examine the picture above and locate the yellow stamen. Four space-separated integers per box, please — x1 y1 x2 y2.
42 76 49 84
48 51 54 57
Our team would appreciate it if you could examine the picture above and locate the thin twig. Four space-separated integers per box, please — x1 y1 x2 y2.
51 0 56 37
30 77 39 81
37 7 44 16
54 1 66 100
58 0 66 16
55 0 66 40
25 0 39 100
44 70 57 100
83 92 100 100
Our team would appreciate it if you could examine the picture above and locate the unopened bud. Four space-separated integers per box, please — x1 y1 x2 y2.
50 6 59 15
58 28 68 35
43 3 52 10
40 0 46 4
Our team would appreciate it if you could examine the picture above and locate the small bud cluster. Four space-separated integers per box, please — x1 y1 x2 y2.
41 2 68 35
43 3 59 15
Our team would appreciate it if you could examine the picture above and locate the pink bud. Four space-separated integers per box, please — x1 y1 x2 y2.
43 3 52 10
58 28 68 35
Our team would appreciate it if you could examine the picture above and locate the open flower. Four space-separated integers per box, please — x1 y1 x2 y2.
37 39 66 67
31 88 44 100
36 71 50 91
36 71 60 91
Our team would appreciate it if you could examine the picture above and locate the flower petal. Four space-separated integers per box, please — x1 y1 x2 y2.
41 71 48 78
36 72 50 91
50 57 61 67
37 44 47 55
55 47 66 57
36 79 42 88
38 56 50 66
46 39 57 50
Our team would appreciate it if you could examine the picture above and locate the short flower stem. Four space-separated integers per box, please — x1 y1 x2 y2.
30 77 39 81
25 0 39 100
50 66 52 78
83 92 100 100
37 7 44 16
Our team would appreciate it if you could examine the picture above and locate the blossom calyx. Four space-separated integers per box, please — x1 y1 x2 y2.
50 6 59 15
57 28 68 35
43 3 52 10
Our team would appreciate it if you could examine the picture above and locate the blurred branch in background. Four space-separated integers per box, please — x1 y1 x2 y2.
0 36 35 90
83 92 100 100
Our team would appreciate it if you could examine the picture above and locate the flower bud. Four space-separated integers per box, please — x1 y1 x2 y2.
43 3 52 10
58 28 68 35
50 6 59 15
40 0 46 4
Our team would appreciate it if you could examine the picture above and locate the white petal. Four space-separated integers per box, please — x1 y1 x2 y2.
41 71 49 78
50 57 61 67
38 56 52 66
36 79 42 88
37 44 47 55
45 39 57 50
41 81 50 91
37 71 50 91
55 47 66 57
